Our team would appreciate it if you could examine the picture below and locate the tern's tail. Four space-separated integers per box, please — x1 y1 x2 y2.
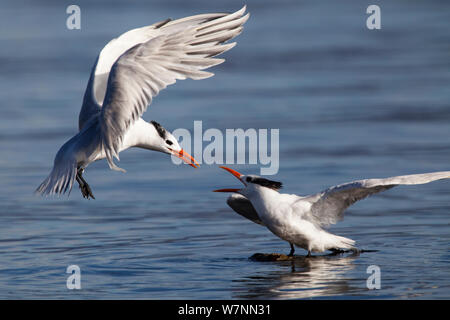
35 158 77 197
327 234 356 251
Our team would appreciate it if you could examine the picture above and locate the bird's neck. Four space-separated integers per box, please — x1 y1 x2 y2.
244 187 280 207
245 187 296 218
121 118 162 152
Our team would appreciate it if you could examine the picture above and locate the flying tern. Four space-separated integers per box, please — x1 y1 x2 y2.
214 166 450 257
36 7 249 199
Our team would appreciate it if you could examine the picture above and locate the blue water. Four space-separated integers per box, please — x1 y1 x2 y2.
0 0 449 299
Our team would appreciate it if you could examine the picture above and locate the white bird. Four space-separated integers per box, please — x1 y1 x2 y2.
36 7 249 199
214 166 450 257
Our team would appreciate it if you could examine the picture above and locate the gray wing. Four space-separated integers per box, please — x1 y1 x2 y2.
79 9 247 131
96 7 248 171
302 171 450 228
79 56 102 130
226 194 265 226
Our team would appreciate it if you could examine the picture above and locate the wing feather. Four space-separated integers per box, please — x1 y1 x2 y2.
226 194 265 226
98 7 248 171
303 171 450 227
78 7 247 131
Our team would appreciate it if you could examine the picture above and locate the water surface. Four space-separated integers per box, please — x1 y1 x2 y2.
0 0 449 299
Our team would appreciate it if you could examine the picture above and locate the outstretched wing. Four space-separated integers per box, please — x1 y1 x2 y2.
79 7 248 170
79 10 238 130
302 171 450 227
226 194 265 226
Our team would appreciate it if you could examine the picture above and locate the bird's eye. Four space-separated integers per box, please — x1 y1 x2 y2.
166 140 173 146
246 177 252 182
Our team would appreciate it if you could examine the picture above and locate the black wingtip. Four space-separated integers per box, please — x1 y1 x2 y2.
154 18 172 29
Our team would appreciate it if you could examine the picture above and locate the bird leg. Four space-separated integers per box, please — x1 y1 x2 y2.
288 243 295 257
76 168 95 199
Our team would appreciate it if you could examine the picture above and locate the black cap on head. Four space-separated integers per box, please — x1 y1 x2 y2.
150 120 168 139
246 176 282 190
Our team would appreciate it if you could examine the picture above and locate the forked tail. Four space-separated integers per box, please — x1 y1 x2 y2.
35 160 77 197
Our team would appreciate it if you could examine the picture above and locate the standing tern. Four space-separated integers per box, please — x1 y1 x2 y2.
214 166 450 257
36 7 249 199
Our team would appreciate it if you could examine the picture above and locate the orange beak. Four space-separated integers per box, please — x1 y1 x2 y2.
213 166 245 192
170 149 200 168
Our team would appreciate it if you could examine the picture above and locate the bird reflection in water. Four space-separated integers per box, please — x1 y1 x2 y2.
232 253 360 299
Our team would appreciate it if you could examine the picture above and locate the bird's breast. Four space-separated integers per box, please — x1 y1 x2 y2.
250 192 312 240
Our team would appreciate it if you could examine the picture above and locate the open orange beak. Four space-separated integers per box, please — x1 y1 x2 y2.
213 166 245 192
170 149 200 168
